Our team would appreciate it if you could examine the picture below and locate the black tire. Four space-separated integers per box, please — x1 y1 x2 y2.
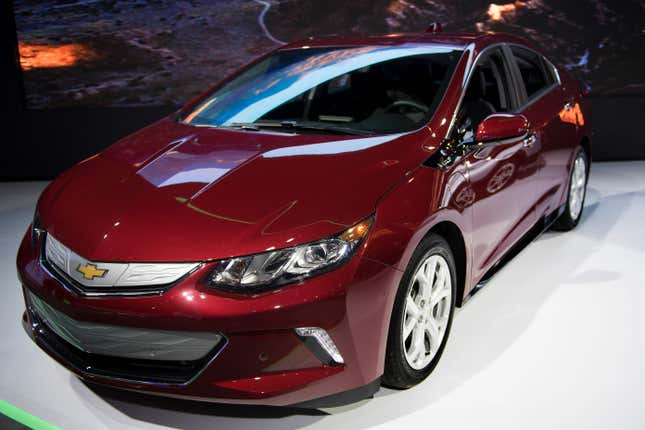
382 234 457 389
552 148 588 231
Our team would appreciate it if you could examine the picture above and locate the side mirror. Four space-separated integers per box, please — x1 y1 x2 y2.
475 113 529 143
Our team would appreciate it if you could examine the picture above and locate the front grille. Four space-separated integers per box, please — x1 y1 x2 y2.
41 233 199 297
25 290 226 385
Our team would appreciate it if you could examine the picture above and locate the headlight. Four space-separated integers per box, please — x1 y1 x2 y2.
206 216 374 293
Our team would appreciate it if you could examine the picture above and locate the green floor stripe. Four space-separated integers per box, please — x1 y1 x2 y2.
0 400 61 430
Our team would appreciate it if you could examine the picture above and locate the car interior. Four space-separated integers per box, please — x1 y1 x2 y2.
455 50 514 143
511 47 550 99
261 52 458 133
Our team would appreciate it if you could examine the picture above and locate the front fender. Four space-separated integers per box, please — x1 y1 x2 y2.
359 164 472 376
365 164 473 291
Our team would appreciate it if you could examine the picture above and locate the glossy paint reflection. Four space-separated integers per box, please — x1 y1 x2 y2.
15 32 593 406
558 102 585 126
137 135 258 191
486 162 516 193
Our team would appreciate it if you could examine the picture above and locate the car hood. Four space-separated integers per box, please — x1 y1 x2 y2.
39 118 438 262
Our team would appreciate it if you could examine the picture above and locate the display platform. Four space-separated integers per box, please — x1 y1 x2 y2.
1 161 643 430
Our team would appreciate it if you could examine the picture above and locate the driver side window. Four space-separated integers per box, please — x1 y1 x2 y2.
456 48 514 143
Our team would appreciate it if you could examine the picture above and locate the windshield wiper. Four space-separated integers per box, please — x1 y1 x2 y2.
230 121 374 136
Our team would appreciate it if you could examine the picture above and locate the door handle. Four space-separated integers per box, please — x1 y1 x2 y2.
523 133 537 148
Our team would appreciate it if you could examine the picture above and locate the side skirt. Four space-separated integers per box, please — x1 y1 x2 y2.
462 204 565 306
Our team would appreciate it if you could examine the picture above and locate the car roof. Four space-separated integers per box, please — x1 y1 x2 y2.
280 32 534 53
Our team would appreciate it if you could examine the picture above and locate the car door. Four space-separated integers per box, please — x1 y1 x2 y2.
459 47 542 282
506 45 578 219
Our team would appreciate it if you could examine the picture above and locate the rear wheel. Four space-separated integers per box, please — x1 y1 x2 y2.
382 234 456 389
552 148 588 231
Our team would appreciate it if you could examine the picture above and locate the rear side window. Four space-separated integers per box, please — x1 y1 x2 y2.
510 46 551 100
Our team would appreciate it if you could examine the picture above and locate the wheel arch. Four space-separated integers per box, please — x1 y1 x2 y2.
579 135 592 164
425 220 468 307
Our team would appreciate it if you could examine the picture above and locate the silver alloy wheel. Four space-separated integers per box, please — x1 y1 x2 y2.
402 254 452 370
569 153 587 221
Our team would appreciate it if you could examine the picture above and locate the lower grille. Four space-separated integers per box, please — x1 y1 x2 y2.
25 290 226 385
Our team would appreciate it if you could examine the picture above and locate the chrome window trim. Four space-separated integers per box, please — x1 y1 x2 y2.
515 82 559 111
444 41 561 142
505 42 561 112
543 56 561 86
444 42 514 141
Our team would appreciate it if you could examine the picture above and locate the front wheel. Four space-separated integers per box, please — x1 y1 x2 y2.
382 234 456 389
552 148 588 231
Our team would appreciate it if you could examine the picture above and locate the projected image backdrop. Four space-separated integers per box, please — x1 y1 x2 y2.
14 0 645 108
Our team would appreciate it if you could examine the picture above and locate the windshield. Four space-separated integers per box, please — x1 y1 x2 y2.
181 44 462 134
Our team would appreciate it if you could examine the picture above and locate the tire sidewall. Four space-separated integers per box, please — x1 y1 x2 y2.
566 148 588 226
384 234 457 388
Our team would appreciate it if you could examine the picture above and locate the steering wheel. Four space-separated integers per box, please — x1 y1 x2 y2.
384 100 429 114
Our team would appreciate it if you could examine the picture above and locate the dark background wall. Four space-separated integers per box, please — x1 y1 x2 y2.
3 0 645 181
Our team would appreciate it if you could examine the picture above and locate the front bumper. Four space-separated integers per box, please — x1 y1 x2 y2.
17 231 402 406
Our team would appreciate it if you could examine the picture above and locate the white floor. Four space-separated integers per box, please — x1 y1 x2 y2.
1 161 644 430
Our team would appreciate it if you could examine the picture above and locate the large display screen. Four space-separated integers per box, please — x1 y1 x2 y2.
14 0 645 108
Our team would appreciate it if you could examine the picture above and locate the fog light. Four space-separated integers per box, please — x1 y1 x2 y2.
295 327 344 365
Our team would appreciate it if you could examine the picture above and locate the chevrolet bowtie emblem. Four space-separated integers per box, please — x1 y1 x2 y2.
76 263 108 280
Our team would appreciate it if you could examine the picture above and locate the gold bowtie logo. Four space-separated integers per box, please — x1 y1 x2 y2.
76 263 108 280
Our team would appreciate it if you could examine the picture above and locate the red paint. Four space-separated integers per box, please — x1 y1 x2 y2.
211 367 344 398
16 31 591 405
475 113 529 142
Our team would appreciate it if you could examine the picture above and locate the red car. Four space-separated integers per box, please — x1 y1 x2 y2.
17 31 590 406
